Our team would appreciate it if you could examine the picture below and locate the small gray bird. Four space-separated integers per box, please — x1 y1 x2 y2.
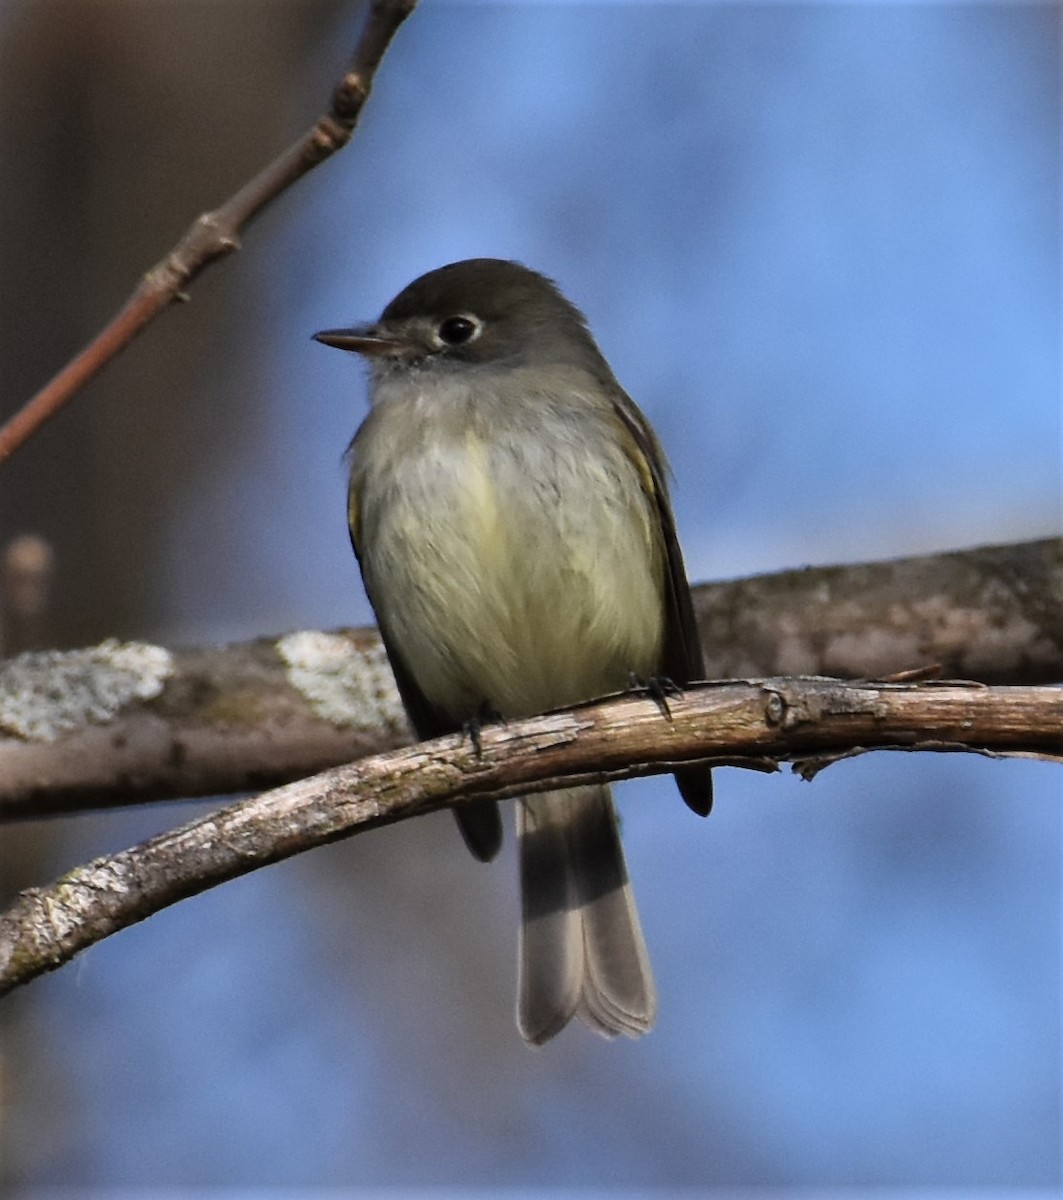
315 259 710 1044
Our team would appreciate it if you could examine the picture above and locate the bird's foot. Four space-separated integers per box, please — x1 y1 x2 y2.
463 702 506 758
627 673 684 720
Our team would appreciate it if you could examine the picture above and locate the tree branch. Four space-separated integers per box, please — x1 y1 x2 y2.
0 538 1057 819
0 0 418 466
698 535 1062 685
0 675 1058 998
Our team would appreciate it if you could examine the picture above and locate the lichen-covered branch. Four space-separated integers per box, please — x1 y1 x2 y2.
0 629 409 817
0 538 1058 819
0 675 1058 998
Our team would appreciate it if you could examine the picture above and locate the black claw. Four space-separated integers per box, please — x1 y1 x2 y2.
463 717 485 758
463 702 506 758
629 673 683 720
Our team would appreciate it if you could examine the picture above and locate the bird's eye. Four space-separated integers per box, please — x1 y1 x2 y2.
437 315 481 346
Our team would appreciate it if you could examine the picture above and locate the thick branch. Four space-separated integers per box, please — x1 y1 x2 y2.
0 538 1058 819
0 629 409 818
0 676 1058 997
0 0 417 465
699 536 1062 684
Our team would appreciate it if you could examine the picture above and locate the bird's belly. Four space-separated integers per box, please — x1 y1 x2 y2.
361 432 665 721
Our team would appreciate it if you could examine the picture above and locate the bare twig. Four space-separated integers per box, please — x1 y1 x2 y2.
0 675 1058 997
0 0 418 466
0 538 1058 819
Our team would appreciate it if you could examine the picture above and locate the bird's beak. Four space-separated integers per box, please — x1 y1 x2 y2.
312 324 417 358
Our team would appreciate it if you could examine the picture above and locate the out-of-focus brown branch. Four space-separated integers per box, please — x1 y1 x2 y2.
0 675 1059 998
0 538 1058 820
697 535 1062 684
0 0 418 466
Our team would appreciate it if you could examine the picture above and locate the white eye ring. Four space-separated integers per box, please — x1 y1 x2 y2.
435 314 483 347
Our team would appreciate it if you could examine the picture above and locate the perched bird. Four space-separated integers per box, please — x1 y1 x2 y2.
315 259 710 1044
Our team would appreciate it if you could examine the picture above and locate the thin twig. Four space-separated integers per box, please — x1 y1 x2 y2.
0 0 418 466
0 676 1059 997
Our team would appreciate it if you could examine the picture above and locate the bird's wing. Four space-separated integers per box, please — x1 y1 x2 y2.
608 389 713 816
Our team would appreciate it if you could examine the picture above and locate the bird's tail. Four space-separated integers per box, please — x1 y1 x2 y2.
516 784 656 1045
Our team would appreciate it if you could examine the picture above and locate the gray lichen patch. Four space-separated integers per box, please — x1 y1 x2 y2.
277 631 405 731
0 639 173 741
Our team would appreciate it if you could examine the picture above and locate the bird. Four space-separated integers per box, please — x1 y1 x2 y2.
314 258 710 1044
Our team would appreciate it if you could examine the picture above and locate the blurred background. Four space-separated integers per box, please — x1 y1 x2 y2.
0 0 1059 1193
